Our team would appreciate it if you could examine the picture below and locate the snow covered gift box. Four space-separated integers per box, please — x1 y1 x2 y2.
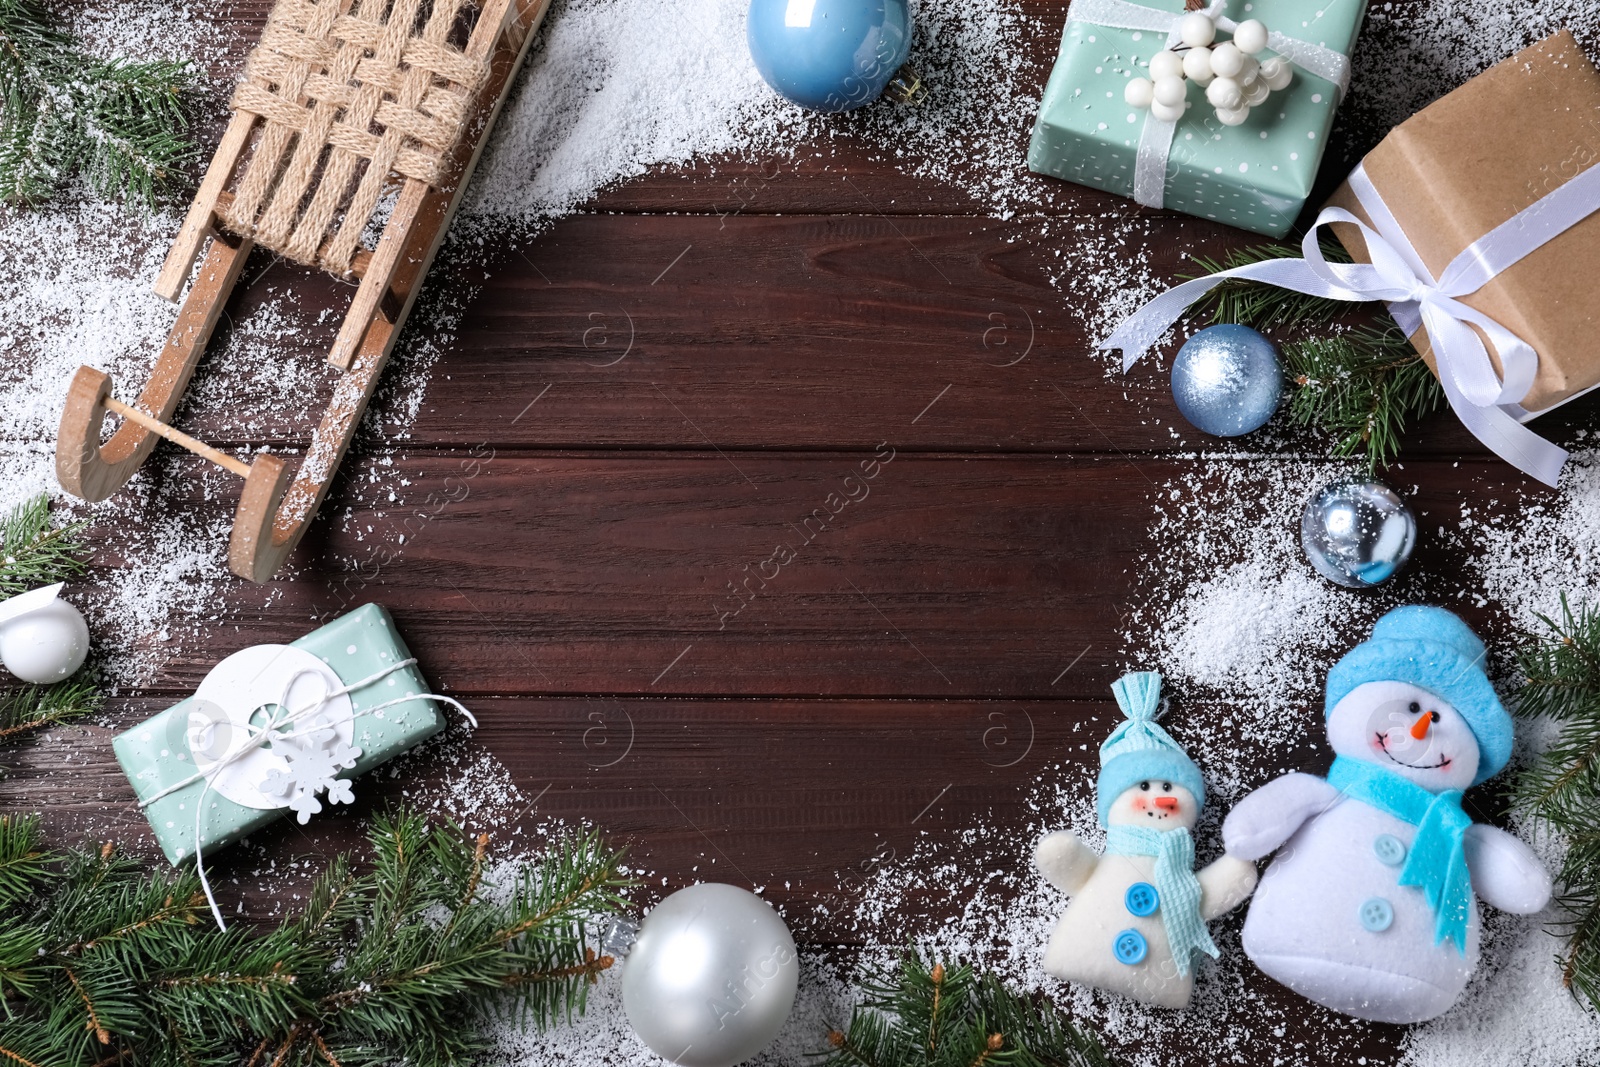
1026 0 1363 237
114 603 472 870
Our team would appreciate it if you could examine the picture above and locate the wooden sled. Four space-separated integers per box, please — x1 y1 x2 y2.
56 0 551 582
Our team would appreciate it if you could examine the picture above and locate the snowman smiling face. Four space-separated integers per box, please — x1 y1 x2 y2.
1106 780 1200 830
1326 680 1481 792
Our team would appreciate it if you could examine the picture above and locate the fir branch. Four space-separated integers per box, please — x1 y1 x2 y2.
818 951 1117 1067
0 493 87 598
0 812 631 1066
0 681 99 745
1280 326 1445 472
0 0 195 209
1511 597 1600 1012
1180 238 1358 330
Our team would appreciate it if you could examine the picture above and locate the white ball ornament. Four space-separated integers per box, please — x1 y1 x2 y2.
1206 76 1243 111
1179 11 1216 47
0 584 89 684
1215 104 1251 126
1261 55 1294 90
1236 55 1259 85
1150 98 1186 122
1149 48 1185 82
621 883 799 1067
1124 76 1155 108
1210 41 1245 79
1232 18 1269 55
1153 75 1187 108
1243 77 1271 106
1182 46 1215 84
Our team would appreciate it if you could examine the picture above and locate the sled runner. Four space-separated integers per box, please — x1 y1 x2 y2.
57 0 550 581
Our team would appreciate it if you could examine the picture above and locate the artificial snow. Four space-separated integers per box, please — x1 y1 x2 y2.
4 0 1600 1064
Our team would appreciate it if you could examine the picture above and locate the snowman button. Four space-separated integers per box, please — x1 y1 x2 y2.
1373 833 1407 867
1125 882 1160 916
1359 897 1394 932
1113 928 1147 965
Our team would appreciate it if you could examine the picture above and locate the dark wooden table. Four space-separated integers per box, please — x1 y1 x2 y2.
6 3 1597 1064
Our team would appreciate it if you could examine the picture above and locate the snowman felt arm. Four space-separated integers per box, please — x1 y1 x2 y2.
1197 854 1259 921
1463 824 1552 915
1222 772 1343 860
1034 830 1099 895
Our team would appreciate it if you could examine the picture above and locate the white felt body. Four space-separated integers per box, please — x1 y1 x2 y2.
1237 794 1480 1023
1037 835 1255 1010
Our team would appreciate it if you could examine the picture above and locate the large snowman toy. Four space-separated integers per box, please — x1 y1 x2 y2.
1224 606 1551 1023
1035 672 1257 1008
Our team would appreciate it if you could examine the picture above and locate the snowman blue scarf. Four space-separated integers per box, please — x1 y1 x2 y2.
1104 824 1219 977
1328 756 1473 954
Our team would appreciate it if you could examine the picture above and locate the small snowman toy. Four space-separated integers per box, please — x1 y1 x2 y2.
1035 672 1257 1008
1224 607 1551 1023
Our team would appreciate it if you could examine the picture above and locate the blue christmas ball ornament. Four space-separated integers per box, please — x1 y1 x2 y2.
1170 324 1283 436
746 0 913 113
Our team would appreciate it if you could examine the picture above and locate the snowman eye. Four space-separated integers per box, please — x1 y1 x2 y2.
1161 781 1172 791
1139 781 1150 791
1430 710 1440 723
1408 701 1420 713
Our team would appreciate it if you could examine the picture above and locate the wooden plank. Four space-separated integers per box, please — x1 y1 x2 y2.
71 452 1536 701
0 695 1335 927
56 212 1587 460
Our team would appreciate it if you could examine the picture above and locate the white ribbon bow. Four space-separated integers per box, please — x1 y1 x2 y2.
140 657 478 930
1070 0 1352 208
1101 160 1600 486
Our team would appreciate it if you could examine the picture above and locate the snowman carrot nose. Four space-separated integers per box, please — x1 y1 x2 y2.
1154 796 1180 812
1409 710 1433 740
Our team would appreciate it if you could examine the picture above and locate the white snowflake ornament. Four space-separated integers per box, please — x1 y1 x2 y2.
259 716 363 824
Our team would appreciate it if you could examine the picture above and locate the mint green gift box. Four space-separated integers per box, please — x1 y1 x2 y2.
1027 0 1368 237
114 603 445 865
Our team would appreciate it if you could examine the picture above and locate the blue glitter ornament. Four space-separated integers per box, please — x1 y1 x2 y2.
746 0 913 113
1170 324 1283 436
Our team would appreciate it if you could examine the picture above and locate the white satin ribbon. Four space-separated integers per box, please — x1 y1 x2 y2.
1101 159 1600 486
140 656 478 930
1070 0 1352 208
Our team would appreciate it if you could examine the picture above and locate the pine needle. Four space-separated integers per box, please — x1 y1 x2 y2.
1280 325 1445 472
0 812 632 1065
817 949 1118 1067
0 0 195 208
1180 238 1360 330
1511 597 1600 1012
0 493 87 598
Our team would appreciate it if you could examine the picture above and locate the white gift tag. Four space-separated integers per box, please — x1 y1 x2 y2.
184 645 354 811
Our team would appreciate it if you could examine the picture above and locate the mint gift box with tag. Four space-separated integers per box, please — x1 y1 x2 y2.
114 603 445 865
1027 0 1368 237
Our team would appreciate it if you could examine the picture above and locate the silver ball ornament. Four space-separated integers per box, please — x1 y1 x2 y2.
1170 325 1283 436
622 883 799 1067
1300 479 1417 588
0 587 89 683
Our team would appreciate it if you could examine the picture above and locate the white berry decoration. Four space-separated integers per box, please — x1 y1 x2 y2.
1124 11 1294 128
1182 46 1214 84
1179 11 1216 48
1232 18 1269 55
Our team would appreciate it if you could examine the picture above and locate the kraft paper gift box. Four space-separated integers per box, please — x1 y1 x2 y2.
114 603 445 865
1028 0 1368 237
1325 30 1600 419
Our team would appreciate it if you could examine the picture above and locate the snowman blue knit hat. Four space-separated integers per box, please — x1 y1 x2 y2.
1096 672 1206 827
1325 605 1511 786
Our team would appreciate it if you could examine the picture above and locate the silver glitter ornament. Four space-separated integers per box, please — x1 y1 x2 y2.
621 883 799 1067
1170 324 1283 436
1300 479 1417 588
